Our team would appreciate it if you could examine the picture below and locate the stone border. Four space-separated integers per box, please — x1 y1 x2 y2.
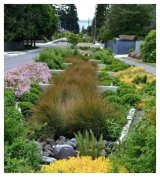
39 83 118 93
116 108 136 144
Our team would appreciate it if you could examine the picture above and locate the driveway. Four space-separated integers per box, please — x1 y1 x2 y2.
114 55 156 76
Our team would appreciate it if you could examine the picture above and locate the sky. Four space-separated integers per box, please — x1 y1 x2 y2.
75 3 96 30
75 3 96 20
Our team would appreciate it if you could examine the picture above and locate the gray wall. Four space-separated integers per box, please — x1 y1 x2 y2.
135 40 144 52
4 41 24 51
105 39 144 54
105 39 136 54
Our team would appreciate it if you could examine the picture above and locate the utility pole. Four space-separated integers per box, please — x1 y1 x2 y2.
93 4 97 44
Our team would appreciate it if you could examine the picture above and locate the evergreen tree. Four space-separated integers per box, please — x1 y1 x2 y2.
54 4 79 33
4 5 58 42
108 4 153 37
93 4 154 41
66 4 79 33
81 26 86 34
95 4 109 32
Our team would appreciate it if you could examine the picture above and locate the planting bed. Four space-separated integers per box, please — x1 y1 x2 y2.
4 47 156 173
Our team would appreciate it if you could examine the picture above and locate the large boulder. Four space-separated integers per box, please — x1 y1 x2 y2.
57 146 77 160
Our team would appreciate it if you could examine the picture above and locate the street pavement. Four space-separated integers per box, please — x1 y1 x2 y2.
4 41 69 71
114 54 156 76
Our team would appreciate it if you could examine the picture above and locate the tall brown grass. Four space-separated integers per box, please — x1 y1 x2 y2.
29 59 121 139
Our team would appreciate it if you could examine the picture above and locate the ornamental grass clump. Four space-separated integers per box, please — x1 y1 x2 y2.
4 62 51 97
41 156 128 173
29 60 122 139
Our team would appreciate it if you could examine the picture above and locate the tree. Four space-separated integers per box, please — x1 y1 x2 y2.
140 30 156 63
95 5 109 34
68 33 80 46
81 26 87 34
4 4 58 45
87 25 93 37
53 4 79 33
93 4 155 41
108 4 154 38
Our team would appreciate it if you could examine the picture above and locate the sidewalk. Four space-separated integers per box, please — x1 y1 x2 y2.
114 54 156 76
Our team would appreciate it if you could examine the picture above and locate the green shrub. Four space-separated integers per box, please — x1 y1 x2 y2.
105 60 129 72
29 83 42 96
4 138 42 172
19 92 39 104
140 30 156 63
78 46 91 50
30 83 42 92
102 90 117 97
140 84 156 97
117 84 136 97
75 130 104 159
4 107 26 144
107 95 121 104
18 102 33 118
4 88 15 107
4 92 42 172
110 119 156 172
68 33 80 46
99 72 121 86
133 75 148 84
121 93 141 106
94 49 113 64
129 48 134 53
35 47 73 69
105 103 128 141
94 49 129 71
72 47 79 56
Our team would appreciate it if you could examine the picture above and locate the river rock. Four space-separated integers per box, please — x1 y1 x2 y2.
66 141 77 149
43 144 51 151
42 156 57 164
59 136 66 142
40 141 47 147
57 146 77 160
43 151 50 157
46 138 54 144
52 144 74 158
56 140 65 145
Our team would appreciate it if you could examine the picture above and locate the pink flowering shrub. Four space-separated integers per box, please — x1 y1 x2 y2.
4 62 51 97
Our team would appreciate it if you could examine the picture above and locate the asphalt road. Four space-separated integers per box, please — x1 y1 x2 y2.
114 55 156 76
4 42 69 71
4 50 40 71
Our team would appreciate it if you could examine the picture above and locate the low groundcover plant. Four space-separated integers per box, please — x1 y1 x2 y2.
41 156 128 173
4 62 51 97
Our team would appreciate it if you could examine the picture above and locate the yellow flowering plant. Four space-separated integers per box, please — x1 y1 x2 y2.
41 156 128 173
115 66 155 89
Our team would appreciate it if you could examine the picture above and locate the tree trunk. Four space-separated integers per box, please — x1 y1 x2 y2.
31 39 32 47
27 39 28 46
34 39 36 47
